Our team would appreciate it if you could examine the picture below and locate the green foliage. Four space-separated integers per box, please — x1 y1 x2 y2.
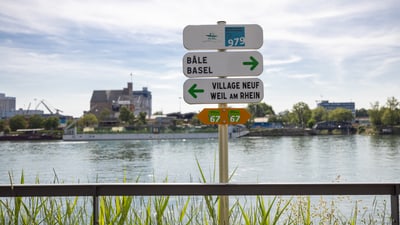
137 112 147 125
153 111 163 116
356 108 369 117
99 108 111 121
8 115 28 131
328 107 354 122
381 108 399 126
311 107 328 123
292 102 311 128
381 97 399 126
369 97 400 127
307 118 316 128
368 101 383 126
0 172 392 225
0 120 5 131
43 116 60 130
247 102 275 118
78 113 98 127
119 106 135 124
28 115 44 129
278 110 292 125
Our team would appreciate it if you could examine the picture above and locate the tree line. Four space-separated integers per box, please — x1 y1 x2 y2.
0 115 59 133
79 106 147 128
1 97 398 132
247 96 400 129
0 106 149 133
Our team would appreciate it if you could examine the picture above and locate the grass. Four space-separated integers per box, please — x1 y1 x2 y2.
0 170 392 225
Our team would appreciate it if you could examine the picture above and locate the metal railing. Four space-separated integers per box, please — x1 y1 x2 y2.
1 183 399 225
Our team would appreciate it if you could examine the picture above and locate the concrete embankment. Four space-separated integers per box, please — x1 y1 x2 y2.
247 128 314 136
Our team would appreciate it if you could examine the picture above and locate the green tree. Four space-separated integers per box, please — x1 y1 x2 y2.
356 108 369 117
99 108 112 121
190 114 200 126
382 96 399 126
44 116 60 130
137 112 147 125
247 102 275 117
311 107 328 122
276 110 291 126
28 115 44 128
0 120 5 132
153 111 163 116
307 118 316 128
119 106 135 124
79 113 98 127
9 115 28 131
328 108 354 122
291 102 311 128
368 101 383 127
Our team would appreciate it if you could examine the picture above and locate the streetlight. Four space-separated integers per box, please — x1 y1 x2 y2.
179 97 182 113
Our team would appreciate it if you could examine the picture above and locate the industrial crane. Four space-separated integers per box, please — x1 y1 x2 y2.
35 100 63 115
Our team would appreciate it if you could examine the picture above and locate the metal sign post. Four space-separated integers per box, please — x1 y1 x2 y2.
217 21 229 225
182 20 264 225
219 102 229 225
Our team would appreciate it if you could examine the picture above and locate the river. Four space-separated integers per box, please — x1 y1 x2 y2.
1 135 399 184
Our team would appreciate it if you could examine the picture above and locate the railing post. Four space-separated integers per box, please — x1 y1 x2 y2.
93 186 99 225
391 184 400 225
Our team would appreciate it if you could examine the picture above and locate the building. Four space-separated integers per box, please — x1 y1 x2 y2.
0 93 16 119
89 82 152 119
250 117 283 129
317 100 355 117
132 87 152 117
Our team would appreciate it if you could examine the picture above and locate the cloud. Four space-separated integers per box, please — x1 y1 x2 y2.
1 0 399 116
287 73 317 79
265 55 302 66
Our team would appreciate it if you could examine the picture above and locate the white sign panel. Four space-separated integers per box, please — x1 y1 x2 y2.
183 24 263 50
183 78 264 104
183 51 263 77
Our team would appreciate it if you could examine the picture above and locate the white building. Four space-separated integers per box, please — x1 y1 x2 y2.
0 93 16 119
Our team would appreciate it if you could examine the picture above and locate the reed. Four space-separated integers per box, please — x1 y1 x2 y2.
0 171 391 225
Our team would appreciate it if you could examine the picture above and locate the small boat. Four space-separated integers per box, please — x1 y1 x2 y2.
62 125 249 141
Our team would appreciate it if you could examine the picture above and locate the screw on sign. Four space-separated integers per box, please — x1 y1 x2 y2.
182 51 263 77
183 78 264 104
183 24 263 50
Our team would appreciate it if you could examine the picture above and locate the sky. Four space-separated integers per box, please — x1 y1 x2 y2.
1 0 399 117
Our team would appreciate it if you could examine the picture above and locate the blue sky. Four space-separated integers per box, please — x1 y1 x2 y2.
1 0 399 117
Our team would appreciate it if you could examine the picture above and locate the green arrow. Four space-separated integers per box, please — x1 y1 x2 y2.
188 84 204 98
242 56 259 71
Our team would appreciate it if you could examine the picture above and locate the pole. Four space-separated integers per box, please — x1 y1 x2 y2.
217 20 229 225
219 103 229 225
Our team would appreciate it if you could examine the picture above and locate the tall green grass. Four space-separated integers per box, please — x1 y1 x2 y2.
0 170 391 225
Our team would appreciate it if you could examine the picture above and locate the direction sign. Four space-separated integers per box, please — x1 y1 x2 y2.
183 51 263 77
183 24 263 50
198 108 251 125
183 78 264 104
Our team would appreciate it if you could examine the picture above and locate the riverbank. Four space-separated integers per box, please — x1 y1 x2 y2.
247 128 315 136
247 126 400 136
0 129 62 141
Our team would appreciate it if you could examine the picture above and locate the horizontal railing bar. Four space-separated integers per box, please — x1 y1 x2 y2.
0 183 399 197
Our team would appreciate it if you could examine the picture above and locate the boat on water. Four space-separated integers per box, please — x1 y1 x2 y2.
62 125 249 141
0 128 62 141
